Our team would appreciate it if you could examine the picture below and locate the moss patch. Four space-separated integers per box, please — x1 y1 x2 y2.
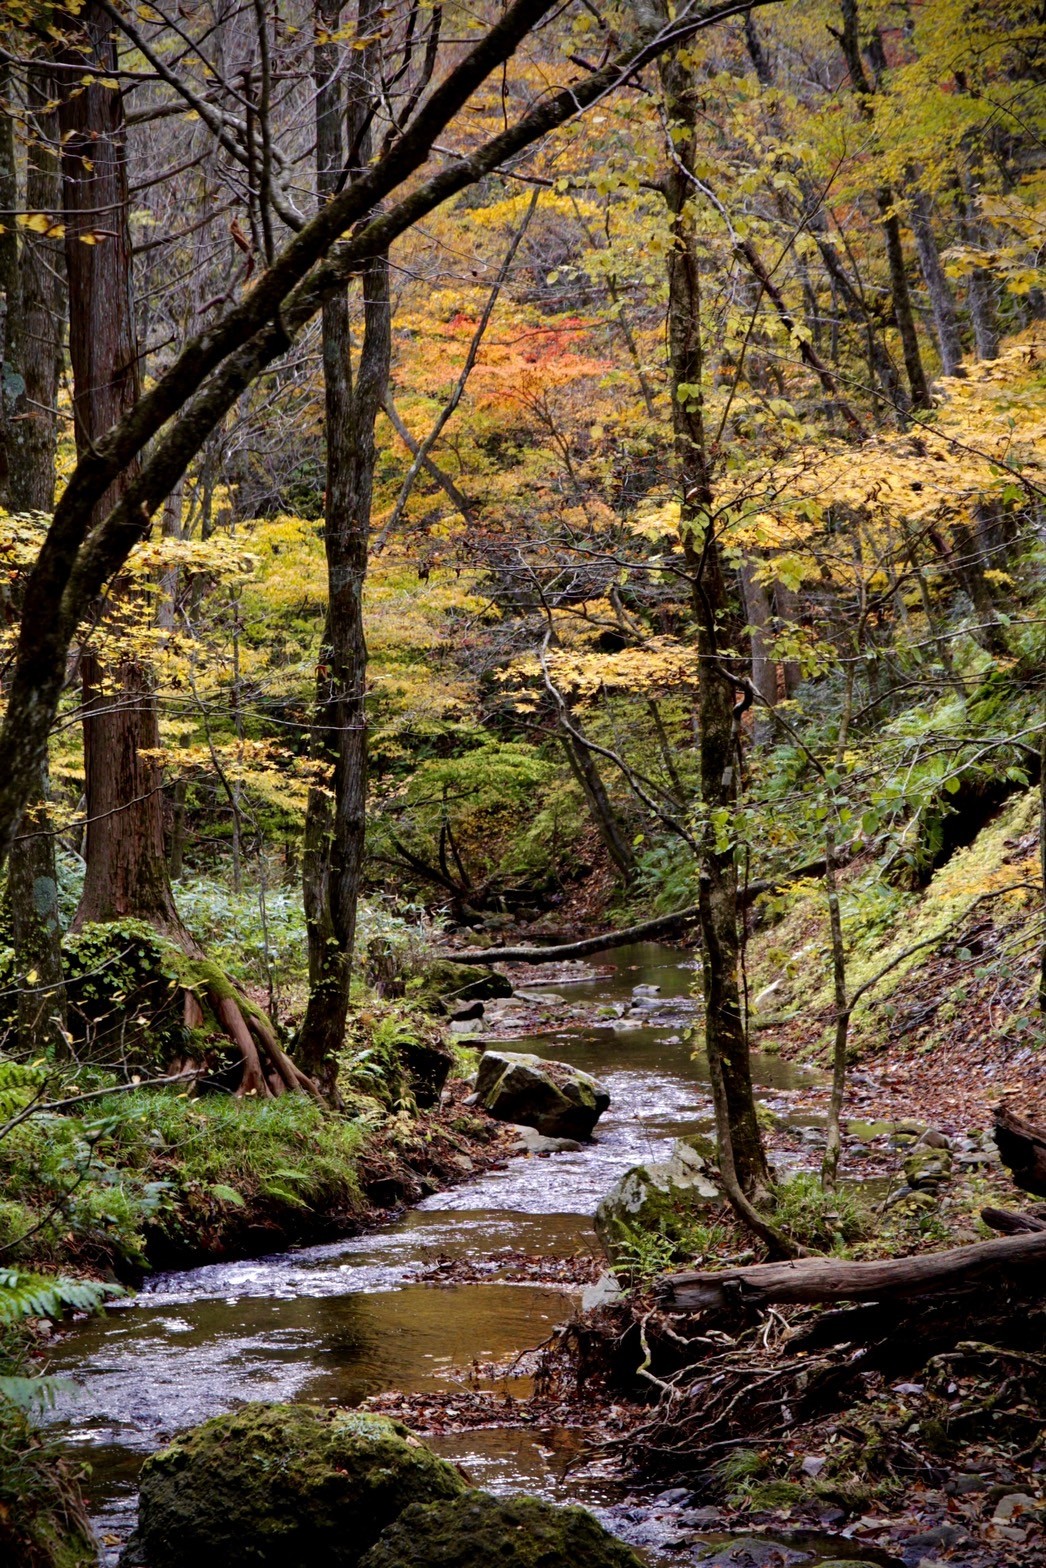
131 1404 466 1568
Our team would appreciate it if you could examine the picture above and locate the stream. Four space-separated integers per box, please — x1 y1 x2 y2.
48 942 829 1565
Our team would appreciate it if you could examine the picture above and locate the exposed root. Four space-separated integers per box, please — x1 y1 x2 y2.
176 955 322 1101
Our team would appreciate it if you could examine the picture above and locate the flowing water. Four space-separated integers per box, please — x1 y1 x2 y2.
47 943 824 1563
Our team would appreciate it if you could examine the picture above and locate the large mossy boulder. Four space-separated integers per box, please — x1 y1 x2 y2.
416 959 513 1014
473 1049 610 1139
359 1490 644 1568
124 1404 466 1568
594 1136 721 1265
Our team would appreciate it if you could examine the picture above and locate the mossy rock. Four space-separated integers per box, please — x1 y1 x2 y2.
594 1139 721 1266
473 1050 609 1139
359 1490 645 1568
125 1404 466 1568
417 959 513 1011
903 1146 953 1190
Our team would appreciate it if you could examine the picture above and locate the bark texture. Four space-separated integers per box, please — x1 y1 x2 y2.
662 1231 1046 1311
3 59 68 1051
57 5 181 934
658 27 771 1205
299 2 391 1088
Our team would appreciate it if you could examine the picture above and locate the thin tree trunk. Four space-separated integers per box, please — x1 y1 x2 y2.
739 559 776 745
837 0 931 411
658 27 770 1203
821 829 850 1187
558 715 635 884
909 187 963 378
299 0 391 1090
957 184 999 361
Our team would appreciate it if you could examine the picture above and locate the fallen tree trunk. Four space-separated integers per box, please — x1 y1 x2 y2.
661 1231 1046 1312
440 906 700 965
994 1103 1046 1196
440 858 836 965
980 1205 1046 1235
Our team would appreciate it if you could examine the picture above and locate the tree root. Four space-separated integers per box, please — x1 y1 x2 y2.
179 963 321 1101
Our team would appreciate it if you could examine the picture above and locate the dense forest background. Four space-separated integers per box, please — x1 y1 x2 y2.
0 0 1045 1559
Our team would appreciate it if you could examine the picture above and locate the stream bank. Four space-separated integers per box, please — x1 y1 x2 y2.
44 938 1038 1567
45 942 829 1565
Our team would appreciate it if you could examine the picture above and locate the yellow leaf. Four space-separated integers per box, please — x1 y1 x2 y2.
25 969 38 984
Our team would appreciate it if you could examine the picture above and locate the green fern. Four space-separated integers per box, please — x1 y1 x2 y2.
0 1059 46 1123
0 1268 123 1327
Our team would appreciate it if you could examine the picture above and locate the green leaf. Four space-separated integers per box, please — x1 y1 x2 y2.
208 1183 246 1208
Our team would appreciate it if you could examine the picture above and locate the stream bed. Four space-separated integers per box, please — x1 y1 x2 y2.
48 943 834 1565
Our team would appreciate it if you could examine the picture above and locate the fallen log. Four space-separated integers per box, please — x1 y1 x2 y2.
980 1205 1046 1235
441 860 841 964
439 905 700 965
661 1231 1046 1312
994 1103 1046 1196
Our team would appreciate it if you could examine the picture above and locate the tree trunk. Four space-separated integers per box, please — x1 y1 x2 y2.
995 1105 1046 1197
298 1 390 1090
837 0 931 412
558 717 635 884
662 1231 1046 1312
909 188 964 378
658 29 770 1204
957 184 999 360
2 58 69 1053
54 7 309 1097
739 558 776 745
56 7 181 935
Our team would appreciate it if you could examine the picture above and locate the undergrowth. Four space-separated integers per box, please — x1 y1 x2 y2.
0 1089 365 1274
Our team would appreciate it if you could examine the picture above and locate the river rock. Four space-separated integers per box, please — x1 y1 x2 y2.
903 1145 953 1191
595 1136 721 1266
358 1490 645 1568
473 1050 610 1139
123 1404 466 1568
512 1123 584 1154
416 959 513 1013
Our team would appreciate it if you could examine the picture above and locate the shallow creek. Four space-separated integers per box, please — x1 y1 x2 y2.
48 943 829 1564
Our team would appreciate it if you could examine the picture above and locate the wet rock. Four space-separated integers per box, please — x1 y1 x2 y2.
358 1490 645 1568
512 1124 584 1155
595 1137 721 1265
473 1050 610 1140
447 998 484 1022
581 1270 624 1310
417 959 513 1013
124 1404 466 1568
695 1539 811 1567
914 1127 952 1150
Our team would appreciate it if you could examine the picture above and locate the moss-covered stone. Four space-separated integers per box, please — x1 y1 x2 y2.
358 1490 645 1568
125 1404 466 1568
416 960 513 1012
903 1146 953 1190
473 1050 610 1139
594 1139 721 1265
